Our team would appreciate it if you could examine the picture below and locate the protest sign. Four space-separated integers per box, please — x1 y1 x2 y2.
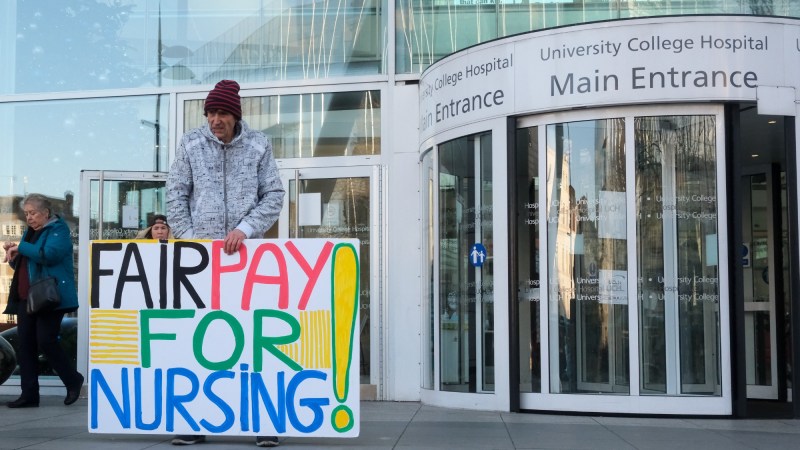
88 239 360 437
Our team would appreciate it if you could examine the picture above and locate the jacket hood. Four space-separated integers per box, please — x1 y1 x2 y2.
200 120 249 145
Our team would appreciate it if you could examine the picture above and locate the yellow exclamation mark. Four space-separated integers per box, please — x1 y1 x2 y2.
330 242 359 433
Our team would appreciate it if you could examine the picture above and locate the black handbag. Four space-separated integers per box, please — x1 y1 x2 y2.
27 276 61 314
25 231 61 315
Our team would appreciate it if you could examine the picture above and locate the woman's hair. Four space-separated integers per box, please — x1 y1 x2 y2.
20 193 52 218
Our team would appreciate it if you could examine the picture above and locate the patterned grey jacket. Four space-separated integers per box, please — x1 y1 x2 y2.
166 120 285 239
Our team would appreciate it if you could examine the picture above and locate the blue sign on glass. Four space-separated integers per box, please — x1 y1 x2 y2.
470 243 488 267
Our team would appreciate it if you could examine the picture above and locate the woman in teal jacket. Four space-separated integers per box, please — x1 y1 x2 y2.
2 193 83 408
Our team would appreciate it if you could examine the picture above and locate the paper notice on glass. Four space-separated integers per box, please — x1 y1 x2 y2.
599 270 627 304
323 200 343 227
122 205 139 229
299 193 322 226
598 190 626 240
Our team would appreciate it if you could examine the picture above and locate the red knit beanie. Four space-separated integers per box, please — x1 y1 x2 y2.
204 80 242 120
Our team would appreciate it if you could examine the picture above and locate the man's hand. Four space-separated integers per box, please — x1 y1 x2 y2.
223 229 247 255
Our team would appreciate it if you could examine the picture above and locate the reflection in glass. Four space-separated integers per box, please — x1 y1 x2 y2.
438 133 494 393
395 1 800 73
516 127 540 393
89 180 167 241
780 172 791 392
185 91 380 159
0 96 169 202
6 0 385 94
0 194 78 381
747 311 772 386
289 177 371 384
546 119 628 394
635 115 720 396
421 150 435 390
0 94 169 378
742 172 779 393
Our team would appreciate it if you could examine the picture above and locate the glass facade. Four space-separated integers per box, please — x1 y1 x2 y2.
0 1 385 394
0 96 169 200
3 0 385 95
0 0 793 415
0 95 169 377
396 0 800 73
184 91 381 158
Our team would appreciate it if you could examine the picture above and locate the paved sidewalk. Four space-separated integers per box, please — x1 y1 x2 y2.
1 396 800 449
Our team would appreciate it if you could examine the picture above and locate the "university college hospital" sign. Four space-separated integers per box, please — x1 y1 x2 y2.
419 16 800 141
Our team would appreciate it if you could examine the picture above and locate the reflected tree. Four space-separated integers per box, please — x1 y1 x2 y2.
747 0 774 15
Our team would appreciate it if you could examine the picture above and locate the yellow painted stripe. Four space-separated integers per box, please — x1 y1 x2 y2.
91 320 139 326
91 349 139 355
91 309 139 317
90 359 140 365
90 331 138 337
90 343 138 348
90 326 139 331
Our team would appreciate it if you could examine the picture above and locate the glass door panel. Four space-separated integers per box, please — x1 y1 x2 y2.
279 167 376 386
742 170 779 399
438 132 495 393
546 118 629 394
89 179 166 240
517 106 727 412
516 126 541 393
635 115 721 396
77 170 168 387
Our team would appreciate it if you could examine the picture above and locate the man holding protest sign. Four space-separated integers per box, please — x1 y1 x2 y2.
167 79 285 447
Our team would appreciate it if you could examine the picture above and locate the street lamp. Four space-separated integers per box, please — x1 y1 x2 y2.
143 2 195 173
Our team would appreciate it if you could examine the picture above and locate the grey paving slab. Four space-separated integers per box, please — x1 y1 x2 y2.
501 413 598 425
279 420 407 447
686 418 800 433
592 416 701 429
411 405 506 423
603 425 753 449
713 430 800 450
398 421 514 449
0 438 53 450
360 401 420 422
506 422 636 450
1 396 800 449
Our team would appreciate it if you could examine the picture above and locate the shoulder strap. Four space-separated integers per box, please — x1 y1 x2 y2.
35 229 51 276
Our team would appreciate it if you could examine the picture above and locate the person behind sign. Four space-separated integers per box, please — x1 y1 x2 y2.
2 194 84 408
135 214 173 240
167 80 285 447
